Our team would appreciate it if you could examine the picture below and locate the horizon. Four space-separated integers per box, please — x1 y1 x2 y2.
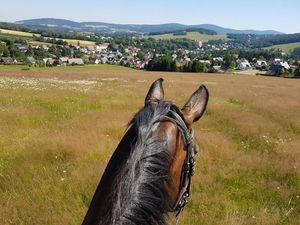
0 0 300 34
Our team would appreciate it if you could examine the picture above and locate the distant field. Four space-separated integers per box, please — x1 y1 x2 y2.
0 28 95 46
265 42 300 53
59 38 96 46
0 28 40 37
0 65 299 225
149 32 228 42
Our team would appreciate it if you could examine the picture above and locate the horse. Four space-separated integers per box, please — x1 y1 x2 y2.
82 78 209 225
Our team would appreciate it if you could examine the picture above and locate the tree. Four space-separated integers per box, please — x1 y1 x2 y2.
294 66 300 77
191 61 206 72
26 45 34 56
224 52 236 69
108 43 118 51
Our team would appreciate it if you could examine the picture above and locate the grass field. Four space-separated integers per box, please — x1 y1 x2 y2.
0 65 299 225
0 28 40 37
0 28 95 46
59 39 96 46
265 42 300 53
148 32 228 42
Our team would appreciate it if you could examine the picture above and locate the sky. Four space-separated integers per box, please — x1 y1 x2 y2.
0 0 299 33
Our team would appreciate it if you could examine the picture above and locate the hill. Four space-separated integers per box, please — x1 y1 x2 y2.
193 24 282 35
16 18 284 35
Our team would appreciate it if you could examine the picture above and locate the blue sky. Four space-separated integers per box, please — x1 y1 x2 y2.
0 0 299 33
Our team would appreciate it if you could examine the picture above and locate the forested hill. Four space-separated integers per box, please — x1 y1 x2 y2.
228 33 300 48
13 18 284 35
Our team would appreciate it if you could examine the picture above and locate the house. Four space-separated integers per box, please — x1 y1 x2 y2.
43 58 55 66
40 45 49 51
67 58 84 65
0 57 16 65
269 60 290 75
255 60 268 70
86 46 96 54
59 57 69 65
100 55 108 64
16 44 29 53
212 57 223 66
26 56 36 64
198 41 203 48
277 61 290 70
237 59 252 71
199 60 211 66
212 65 227 73
213 57 223 62
98 43 109 52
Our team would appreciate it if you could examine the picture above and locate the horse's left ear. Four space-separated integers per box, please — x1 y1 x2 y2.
145 78 164 105
181 85 209 126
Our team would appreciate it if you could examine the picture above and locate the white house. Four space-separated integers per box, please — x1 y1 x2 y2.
68 58 84 65
237 59 252 71
199 60 211 66
255 60 268 69
59 57 69 65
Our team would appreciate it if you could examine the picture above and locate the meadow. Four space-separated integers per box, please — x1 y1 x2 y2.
0 28 95 46
0 65 299 225
265 42 300 53
148 32 228 42
0 28 40 37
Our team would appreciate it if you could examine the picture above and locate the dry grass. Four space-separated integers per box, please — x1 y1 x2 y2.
0 65 299 225
0 28 40 37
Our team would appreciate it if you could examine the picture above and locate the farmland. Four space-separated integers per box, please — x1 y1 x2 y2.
0 28 95 46
0 28 39 37
0 65 299 225
265 42 300 53
148 32 228 42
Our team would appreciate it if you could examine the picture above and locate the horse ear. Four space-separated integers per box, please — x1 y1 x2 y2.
181 85 209 125
145 78 164 105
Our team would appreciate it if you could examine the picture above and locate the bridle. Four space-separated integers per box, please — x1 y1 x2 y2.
153 105 199 223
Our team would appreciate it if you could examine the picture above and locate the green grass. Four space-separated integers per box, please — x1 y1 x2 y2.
264 42 300 53
148 32 228 42
0 65 299 225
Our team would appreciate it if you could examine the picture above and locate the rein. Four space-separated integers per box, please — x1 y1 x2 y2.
153 106 198 223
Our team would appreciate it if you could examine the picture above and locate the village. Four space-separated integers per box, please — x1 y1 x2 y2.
0 37 299 77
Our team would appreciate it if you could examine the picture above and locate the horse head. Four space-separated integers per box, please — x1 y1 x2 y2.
83 78 209 225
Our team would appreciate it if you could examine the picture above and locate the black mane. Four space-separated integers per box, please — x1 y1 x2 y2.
83 101 181 225
111 101 178 225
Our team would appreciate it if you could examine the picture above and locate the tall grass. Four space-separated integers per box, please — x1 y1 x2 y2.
0 65 299 224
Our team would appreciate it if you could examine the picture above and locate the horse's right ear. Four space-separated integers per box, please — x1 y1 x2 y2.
145 78 164 105
181 85 209 126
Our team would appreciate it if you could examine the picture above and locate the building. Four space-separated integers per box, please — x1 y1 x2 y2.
26 56 36 64
269 59 290 75
59 57 69 65
0 57 16 65
43 58 56 66
237 59 252 71
67 58 84 65
255 60 268 70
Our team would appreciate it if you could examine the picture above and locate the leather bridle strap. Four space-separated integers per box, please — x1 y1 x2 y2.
152 108 197 222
